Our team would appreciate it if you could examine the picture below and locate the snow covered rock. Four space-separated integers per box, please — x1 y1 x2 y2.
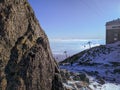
60 42 120 90
60 69 91 90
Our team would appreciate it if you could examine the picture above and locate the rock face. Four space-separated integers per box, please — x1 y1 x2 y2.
60 69 90 90
0 0 64 90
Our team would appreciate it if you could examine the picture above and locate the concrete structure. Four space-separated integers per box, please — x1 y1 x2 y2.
106 19 120 44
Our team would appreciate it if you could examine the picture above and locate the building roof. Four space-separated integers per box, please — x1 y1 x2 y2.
106 18 120 26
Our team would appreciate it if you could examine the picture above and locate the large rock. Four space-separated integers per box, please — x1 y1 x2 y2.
0 0 64 90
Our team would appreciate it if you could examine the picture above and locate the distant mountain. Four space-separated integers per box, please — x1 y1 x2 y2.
59 41 120 90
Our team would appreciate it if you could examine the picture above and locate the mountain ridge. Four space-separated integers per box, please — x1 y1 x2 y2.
60 41 120 89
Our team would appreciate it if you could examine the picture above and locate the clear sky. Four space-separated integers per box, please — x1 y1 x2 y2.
28 0 120 39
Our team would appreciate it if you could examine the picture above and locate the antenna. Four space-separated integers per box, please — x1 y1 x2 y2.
87 41 92 48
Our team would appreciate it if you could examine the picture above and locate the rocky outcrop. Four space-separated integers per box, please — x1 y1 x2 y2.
0 0 64 90
60 69 91 90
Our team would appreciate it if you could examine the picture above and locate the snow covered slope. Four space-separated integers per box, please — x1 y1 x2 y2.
60 41 120 90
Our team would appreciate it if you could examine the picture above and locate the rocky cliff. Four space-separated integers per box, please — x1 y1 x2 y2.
0 0 64 90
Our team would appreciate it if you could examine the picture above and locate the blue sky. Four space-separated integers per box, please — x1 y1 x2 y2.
28 0 120 39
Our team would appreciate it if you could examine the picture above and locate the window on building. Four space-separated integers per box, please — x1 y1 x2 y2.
112 26 120 28
112 26 117 28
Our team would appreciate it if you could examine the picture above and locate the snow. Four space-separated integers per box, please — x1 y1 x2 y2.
101 83 120 90
60 41 120 90
63 83 74 89
89 82 120 90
